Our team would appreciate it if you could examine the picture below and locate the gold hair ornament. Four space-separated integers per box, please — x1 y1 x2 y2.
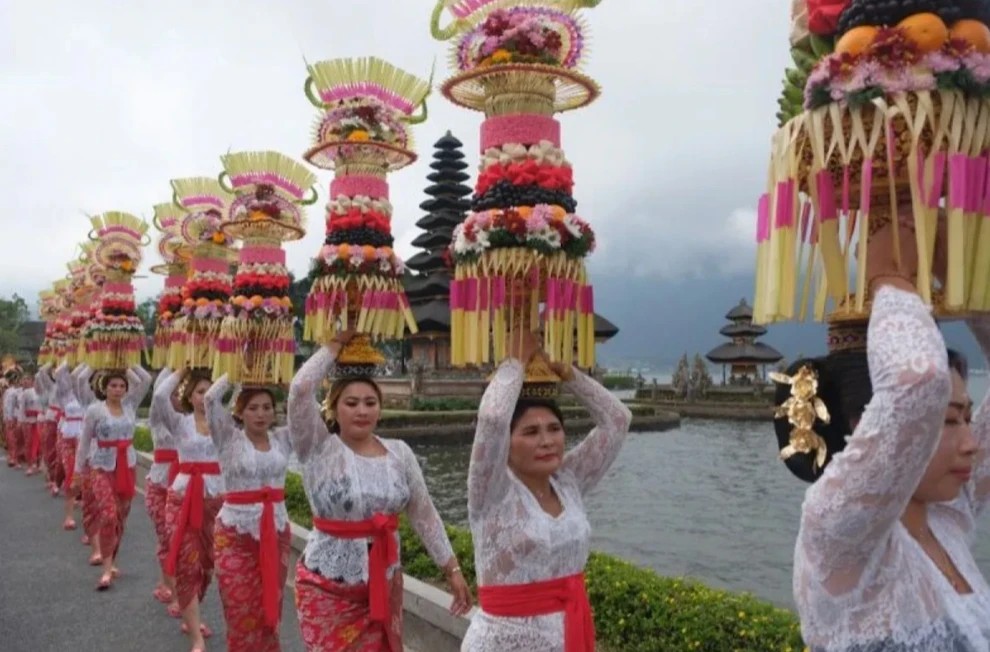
770 364 830 471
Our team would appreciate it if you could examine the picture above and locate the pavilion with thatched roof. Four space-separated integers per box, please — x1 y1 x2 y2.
706 298 782 385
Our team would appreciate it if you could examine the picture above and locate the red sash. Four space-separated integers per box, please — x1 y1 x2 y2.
164 461 221 576
96 439 135 498
224 488 286 628
479 572 595 652
153 449 180 486
312 514 399 625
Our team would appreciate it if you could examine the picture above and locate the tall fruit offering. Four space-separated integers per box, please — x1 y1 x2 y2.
431 0 601 395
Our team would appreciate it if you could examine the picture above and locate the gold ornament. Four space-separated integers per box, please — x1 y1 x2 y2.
770 365 830 471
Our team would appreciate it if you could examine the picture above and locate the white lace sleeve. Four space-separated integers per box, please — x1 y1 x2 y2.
272 424 292 455
55 363 73 405
560 369 633 495
151 369 184 437
205 374 236 451
124 366 153 410
399 441 455 567
36 364 53 398
75 403 99 474
468 358 525 515
965 318 990 517
287 346 336 463
800 286 951 597
75 365 95 407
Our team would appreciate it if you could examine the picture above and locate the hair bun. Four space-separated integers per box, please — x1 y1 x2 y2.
772 357 849 483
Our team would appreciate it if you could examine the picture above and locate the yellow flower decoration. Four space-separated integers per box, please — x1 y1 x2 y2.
770 365 830 471
491 49 512 64
347 130 370 142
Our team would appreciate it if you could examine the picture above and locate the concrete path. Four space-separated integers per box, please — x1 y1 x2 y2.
0 452 305 652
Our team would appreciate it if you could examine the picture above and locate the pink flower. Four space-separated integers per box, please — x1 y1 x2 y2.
964 52 990 83
926 50 962 74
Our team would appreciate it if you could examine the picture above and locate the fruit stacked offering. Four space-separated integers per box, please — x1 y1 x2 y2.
229 256 293 320
317 194 403 276
450 127 595 264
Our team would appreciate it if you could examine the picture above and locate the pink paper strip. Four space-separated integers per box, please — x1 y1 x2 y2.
180 194 226 210
230 172 304 200
330 176 389 200
464 279 479 311
774 181 794 229
928 152 947 209
450 280 462 310
98 225 142 239
318 82 415 115
165 276 185 288
192 258 229 274
480 114 561 150
982 157 990 215
492 277 506 309
949 153 969 210
478 277 490 311
816 170 838 222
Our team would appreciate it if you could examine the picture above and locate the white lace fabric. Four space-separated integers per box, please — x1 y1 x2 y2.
75 367 152 474
35 363 55 420
147 367 181 486
287 346 455 586
461 358 633 652
153 370 224 498
795 286 990 651
205 374 291 540
74 365 97 408
56 364 83 440
3 387 19 420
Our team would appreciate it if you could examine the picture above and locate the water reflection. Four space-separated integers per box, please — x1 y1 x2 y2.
408 417 990 608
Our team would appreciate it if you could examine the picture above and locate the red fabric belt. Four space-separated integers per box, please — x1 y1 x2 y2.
478 572 595 652
225 488 286 628
312 514 399 625
164 461 221 576
153 449 180 486
25 410 40 418
96 439 135 498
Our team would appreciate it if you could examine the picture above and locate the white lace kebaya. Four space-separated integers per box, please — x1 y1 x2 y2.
461 358 633 652
147 367 181 487
795 286 990 651
152 370 224 498
205 374 291 540
74 367 152 474
287 346 454 585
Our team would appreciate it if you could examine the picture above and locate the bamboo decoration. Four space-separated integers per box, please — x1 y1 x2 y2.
79 212 150 369
167 177 236 371
150 202 190 369
301 57 426 375
756 9 990 325
432 0 601 392
36 288 59 366
213 150 316 385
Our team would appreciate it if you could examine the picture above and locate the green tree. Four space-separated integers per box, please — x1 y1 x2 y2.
136 297 157 336
0 294 30 356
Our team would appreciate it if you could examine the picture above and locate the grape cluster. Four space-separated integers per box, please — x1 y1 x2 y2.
837 0 990 35
472 180 578 213
325 227 394 248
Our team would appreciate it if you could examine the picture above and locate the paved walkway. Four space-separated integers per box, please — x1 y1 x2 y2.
0 452 305 652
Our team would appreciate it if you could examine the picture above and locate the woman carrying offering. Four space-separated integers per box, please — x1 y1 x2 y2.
147 366 183 614
288 333 472 652
74 363 102 560
156 368 223 652
775 217 990 650
207 375 291 652
54 362 84 530
461 331 632 652
72 365 153 589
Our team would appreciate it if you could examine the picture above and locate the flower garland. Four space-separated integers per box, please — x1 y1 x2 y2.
457 7 583 71
179 270 233 320
316 99 409 147
805 32 990 110
450 204 595 263
184 209 233 246
481 140 569 168
157 287 183 323
328 195 393 216
315 243 405 277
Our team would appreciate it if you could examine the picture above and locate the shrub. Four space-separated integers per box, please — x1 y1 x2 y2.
133 425 152 453
602 375 638 390
411 397 480 411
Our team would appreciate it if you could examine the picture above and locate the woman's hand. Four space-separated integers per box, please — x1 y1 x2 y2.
508 329 541 365
445 563 473 617
328 330 357 355
546 356 575 383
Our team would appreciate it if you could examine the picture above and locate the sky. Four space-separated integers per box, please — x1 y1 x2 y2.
0 1 842 366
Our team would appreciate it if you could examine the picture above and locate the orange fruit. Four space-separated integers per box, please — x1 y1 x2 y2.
950 19 990 53
836 25 879 57
897 12 949 53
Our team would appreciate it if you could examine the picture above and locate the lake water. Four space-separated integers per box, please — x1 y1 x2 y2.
408 376 990 608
